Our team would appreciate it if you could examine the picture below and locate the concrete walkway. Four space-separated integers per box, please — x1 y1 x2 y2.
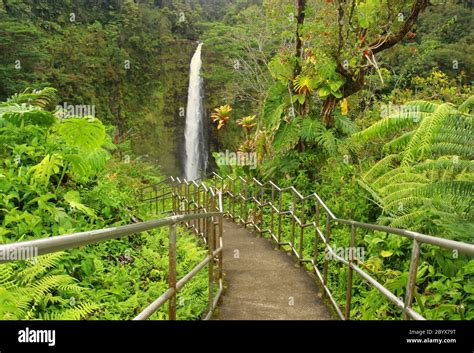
215 220 332 320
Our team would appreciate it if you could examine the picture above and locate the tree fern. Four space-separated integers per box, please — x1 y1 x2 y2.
402 103 455 164
383 131 414 153
357 97 473 239
353 113 421 141
362 154 400 183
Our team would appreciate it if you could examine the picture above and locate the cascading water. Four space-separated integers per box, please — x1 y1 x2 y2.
184 42 207 180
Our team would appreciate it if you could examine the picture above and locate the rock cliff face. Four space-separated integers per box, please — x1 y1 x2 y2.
131 39 196 177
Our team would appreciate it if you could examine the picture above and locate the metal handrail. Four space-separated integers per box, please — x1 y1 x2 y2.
201 171 474 320
0 213 220 261
1 182 224 321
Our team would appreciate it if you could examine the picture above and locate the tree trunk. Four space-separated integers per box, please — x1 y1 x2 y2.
294 0 306 153
321 96 338 127
293 0 306 79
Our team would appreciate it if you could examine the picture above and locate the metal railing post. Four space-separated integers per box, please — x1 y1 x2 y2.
403 239 420 320
345 223 356 320
162 186 165 212
172 183 177 215
243 181 248 227
299 199 305 260
185 182 190 223
270 185 275 238
259 184 264 237
322 213 331 299
197 186 202 235
211 195 217 250
314 202 320 263
277 190 283 248
231 178 236 219
207 215 215 317
168 224 177 320
291 196 296 252
219 213 223 284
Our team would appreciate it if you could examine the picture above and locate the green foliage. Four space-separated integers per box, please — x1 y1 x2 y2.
0 252 98 320
0 104 56 128
355 96 474 239
55 118 106 151
0 89 210 320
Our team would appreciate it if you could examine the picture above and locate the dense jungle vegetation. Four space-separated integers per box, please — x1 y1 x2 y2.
0 0 473 320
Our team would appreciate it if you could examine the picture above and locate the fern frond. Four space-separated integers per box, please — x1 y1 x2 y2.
383 131 414 153
416 181 473 210
362 154 400 183
388 210 428 228
402 104 454 164
24 275 77 303
0 264 13 284
18 252 66 283
64 154 92 178
383 171 430 185
412 158 474 173
379 182 425 194
430 143 474 159
403 100 438 113
356 179 384 208
459 95 474 114
84 148 110 173
41 302 100 320
353 116 417 141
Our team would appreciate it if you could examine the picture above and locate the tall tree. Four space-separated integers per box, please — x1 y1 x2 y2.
322 0 430 125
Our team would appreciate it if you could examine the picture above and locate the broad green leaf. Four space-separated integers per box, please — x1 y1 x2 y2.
30 154 63 185
380 250 393 257
56 117 105 151
318 86 331 97
0 104 56 128
64 191 96 217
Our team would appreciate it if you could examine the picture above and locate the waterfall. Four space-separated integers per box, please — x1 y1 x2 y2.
184 42 206 180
